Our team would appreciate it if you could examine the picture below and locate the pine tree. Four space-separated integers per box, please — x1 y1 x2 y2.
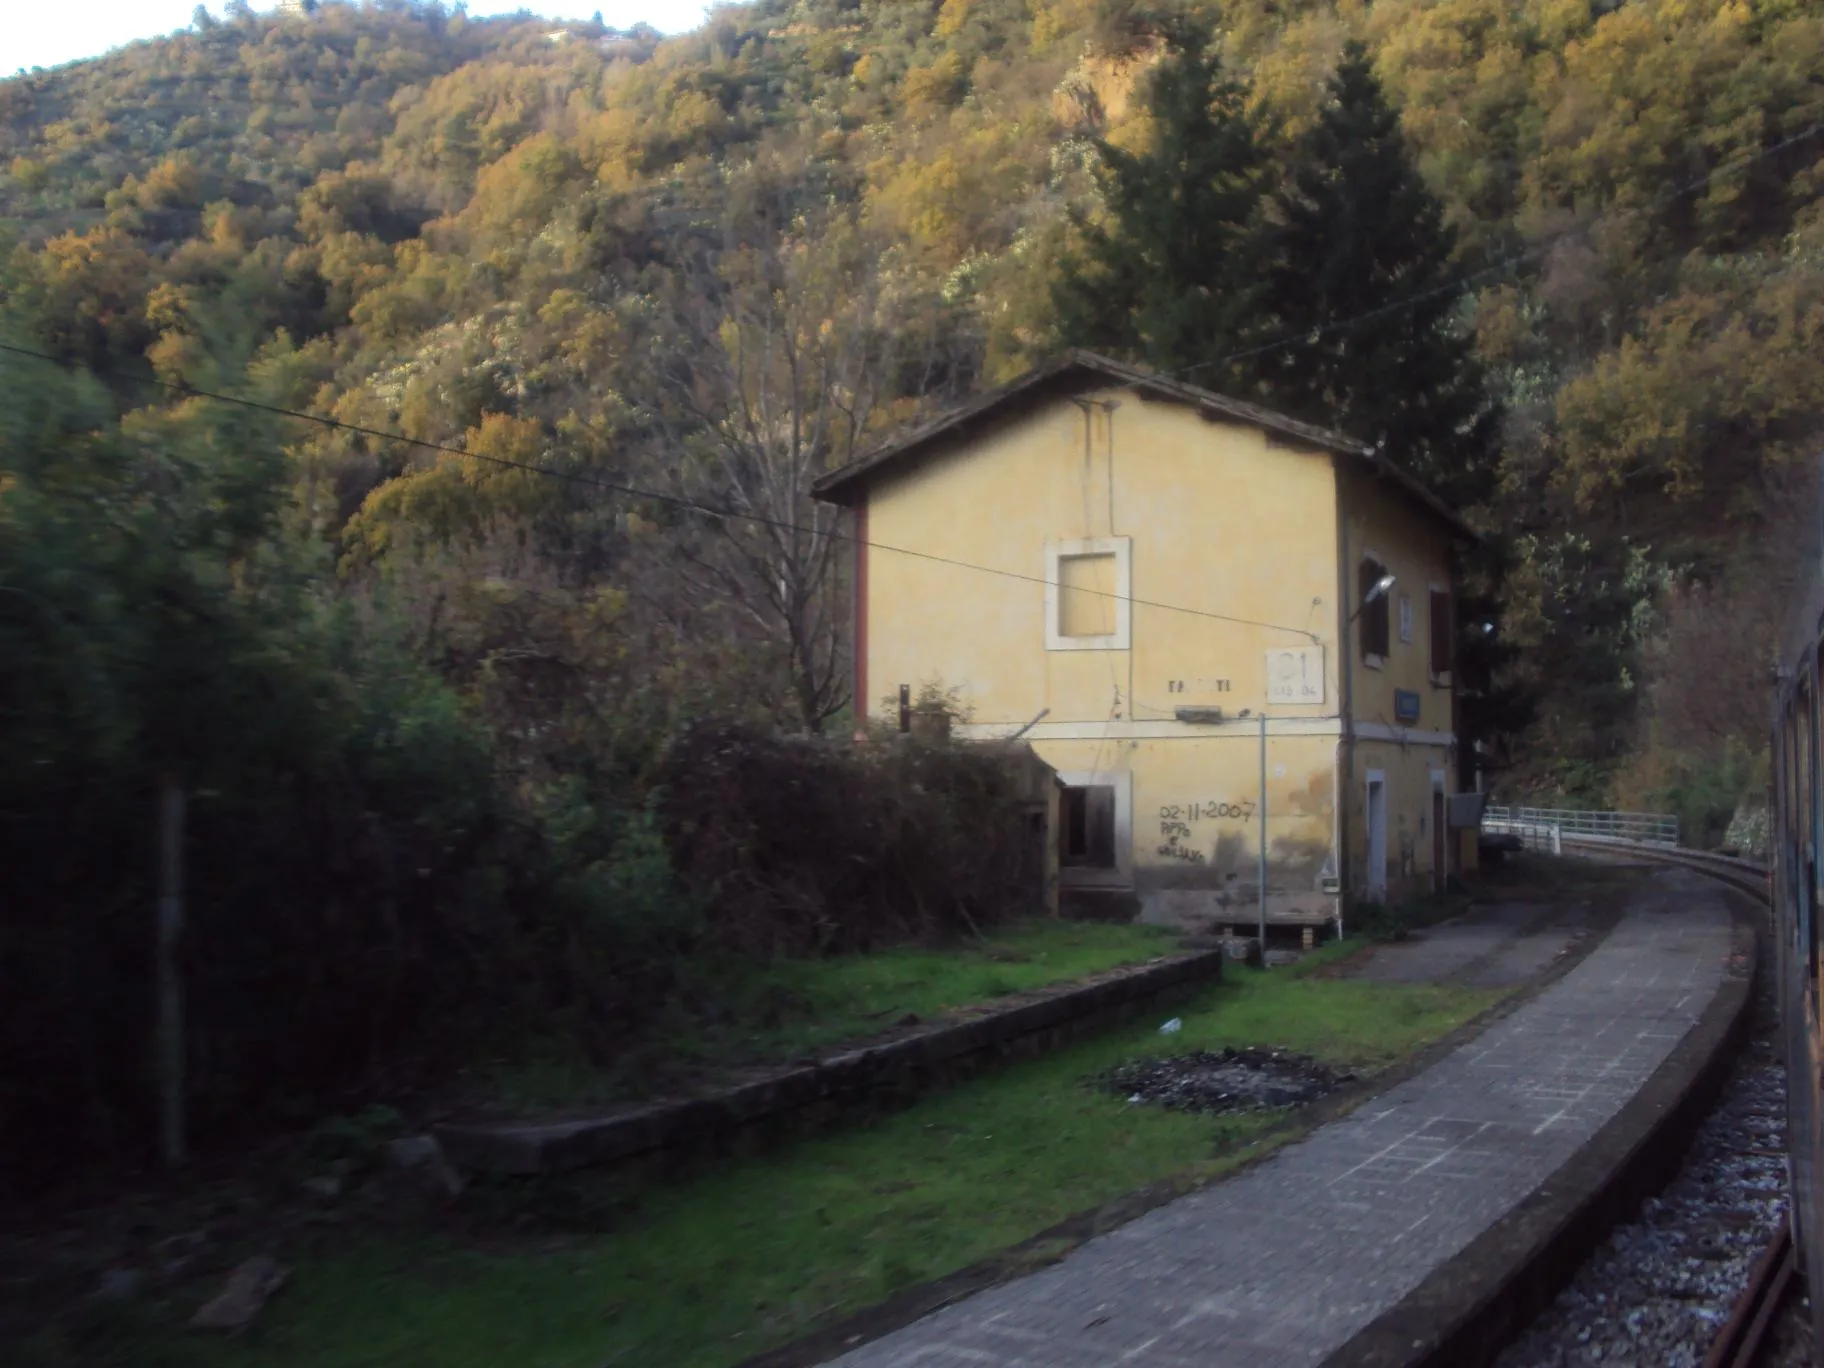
1052 20 1271 379
1256 44 1518 779
1258 41 1500 508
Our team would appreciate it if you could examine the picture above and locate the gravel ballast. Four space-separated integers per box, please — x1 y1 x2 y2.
1497 991 1789 1366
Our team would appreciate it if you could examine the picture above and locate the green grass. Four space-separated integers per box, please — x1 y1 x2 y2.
57 959 1505 1368
734 918 1185 1043
488 919 1185 1111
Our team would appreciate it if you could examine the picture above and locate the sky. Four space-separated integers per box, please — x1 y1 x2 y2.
4 1 711 75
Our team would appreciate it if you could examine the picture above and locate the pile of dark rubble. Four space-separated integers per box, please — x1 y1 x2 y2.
1096 1047 1355 1115
1496 1023 1788 1368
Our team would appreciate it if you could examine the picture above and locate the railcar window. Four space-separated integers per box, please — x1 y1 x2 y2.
1792 704 1808 965
1790 705 1802 842
1786 708 1802 937
1806 712 1815 979
1779 711 1793 939
1806 667 1821 993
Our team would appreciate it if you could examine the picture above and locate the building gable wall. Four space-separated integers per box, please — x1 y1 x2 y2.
854 383 1462 929
860 386 1341 731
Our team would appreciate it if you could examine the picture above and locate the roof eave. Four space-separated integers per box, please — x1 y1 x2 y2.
1353 451 1482 546
811 353 1087 505
811 350 1478 544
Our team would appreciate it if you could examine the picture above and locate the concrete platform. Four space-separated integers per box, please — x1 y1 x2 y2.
811 868 1746 1368
1341 898 1606 988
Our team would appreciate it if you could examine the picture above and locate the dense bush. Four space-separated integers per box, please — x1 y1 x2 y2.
658 722 1050 957
0 265 1054 1183
1640 742 1767 854
0 356 1047 1170
0 346 676 1176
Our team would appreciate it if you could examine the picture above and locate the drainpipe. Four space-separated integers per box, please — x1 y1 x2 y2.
1258 710 1268 958
851 500 869 740
1070 398 1095 540
1449 547 1464 876
1335 459 1355 929
1333 739 1344 941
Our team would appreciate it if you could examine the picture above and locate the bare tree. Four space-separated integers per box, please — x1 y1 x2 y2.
634 199 967 731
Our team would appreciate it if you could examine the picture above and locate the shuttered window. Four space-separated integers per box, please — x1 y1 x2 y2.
1358 558 1390 663
1060 785 1117 868
1430 588 1453 681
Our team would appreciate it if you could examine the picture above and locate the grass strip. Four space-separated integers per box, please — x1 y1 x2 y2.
486 919 1186 1110
60 955 1503 1368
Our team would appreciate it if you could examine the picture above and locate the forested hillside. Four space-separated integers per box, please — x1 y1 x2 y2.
4 0 1822 1164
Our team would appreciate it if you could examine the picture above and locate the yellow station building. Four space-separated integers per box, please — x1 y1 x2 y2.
813 351 1479 941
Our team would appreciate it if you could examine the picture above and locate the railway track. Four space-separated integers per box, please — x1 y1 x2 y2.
1556 836 1794 1368
1558 836 1769 899
1703 1221 1797 1368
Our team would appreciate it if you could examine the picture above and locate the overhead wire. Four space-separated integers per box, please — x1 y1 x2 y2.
0 338 1324 642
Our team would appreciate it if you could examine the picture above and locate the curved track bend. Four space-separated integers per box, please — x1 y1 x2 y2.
1559 836 1791 1368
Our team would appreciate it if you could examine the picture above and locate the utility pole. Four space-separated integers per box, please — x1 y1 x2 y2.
1258 710 1268 960
157 773 186 1168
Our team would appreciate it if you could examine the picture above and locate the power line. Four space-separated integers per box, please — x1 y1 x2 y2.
0 339 1325 643
1172 119 1824 381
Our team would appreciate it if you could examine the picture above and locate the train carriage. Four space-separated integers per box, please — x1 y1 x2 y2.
1769 459 1824 1353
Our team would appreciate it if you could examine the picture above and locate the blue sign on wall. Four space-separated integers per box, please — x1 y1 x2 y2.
1394 689 1422 724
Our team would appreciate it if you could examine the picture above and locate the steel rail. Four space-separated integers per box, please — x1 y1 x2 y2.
1557 835 1791 1368
1558 836 1770 900
1701 1221 1796 1368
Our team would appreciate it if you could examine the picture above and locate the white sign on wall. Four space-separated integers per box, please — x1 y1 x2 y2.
1266 646 1326 705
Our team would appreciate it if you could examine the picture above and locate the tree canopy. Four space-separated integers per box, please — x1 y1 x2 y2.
1259 40 1500 509
1049 20 1271 379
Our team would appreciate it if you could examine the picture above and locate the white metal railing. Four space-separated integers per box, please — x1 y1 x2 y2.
1482 805 1680 849
1485 819 1562 854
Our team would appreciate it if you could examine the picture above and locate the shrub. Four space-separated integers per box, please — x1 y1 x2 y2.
656 721 1048 957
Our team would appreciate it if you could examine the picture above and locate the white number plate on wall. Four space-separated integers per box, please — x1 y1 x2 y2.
1266 647 1325 705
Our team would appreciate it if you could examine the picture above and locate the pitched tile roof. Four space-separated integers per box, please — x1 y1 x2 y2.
811 349 1476 541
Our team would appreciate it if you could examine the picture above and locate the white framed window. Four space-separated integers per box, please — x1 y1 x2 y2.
1056 769 1132 887
1046 537 1132 651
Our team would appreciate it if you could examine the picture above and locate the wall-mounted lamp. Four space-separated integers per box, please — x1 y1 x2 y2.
1347 573 1396 625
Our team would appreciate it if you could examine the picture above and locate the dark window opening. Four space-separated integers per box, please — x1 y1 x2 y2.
1807 669 1821 989
1061 784 1117 868
1429 588 1453 680
1358 558 1391 662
